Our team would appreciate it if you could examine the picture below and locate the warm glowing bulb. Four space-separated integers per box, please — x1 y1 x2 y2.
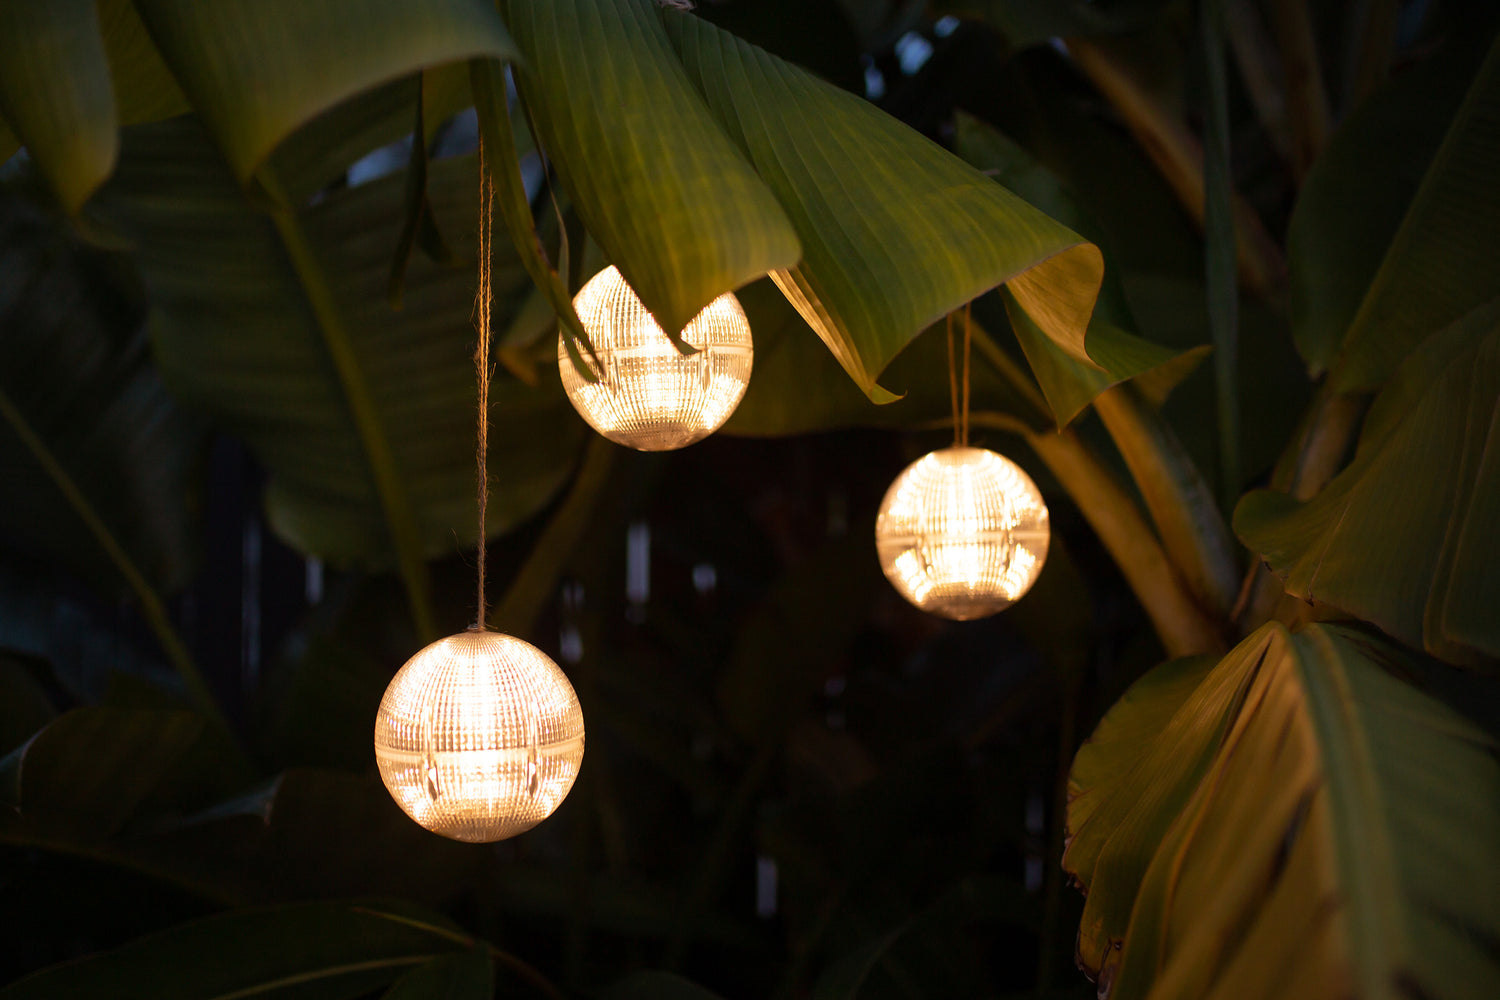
560 265 753 451
374 631 584 842
875 446 1050 620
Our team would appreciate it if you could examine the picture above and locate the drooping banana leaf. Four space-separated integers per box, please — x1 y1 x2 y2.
1066 622 1500 1000
722 279 1051 437
1236 297 1500 665
499 0 802 342
128 0 517 186
0 195 203 598
953 113 1206 427
0 900 479 1000
87 118 586 586
0 0 517 210
0 0 117 213
663 9 1102 403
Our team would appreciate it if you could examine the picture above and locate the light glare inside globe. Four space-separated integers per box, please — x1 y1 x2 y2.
875 446 1050 620
560 265 753 451
374 631 584 842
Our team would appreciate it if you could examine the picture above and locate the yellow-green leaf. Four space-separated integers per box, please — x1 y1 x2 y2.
0 0 117 213
500 0 801 340
665 11 1102 402
130 0 519 183
90 119 585 579
1067 623 1500 1000
1236 297 1500 665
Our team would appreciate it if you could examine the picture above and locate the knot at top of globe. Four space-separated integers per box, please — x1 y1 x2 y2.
560 265 753 451
374 630 584 842
874 446 1050 620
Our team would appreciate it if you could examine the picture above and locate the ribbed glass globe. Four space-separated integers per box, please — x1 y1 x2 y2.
374 631 585 842
560 265 753 451
875 446 1050 620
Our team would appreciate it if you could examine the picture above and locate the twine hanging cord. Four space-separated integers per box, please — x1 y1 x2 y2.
471 136 496 631
946 302 973 447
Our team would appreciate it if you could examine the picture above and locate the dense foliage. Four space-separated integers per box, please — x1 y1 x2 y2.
0 1 1496 998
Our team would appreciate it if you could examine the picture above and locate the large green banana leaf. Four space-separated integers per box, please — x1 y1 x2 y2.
0 195 202 597
1330 31 1500 393
0 0 117 214
1236 298 1500 665
0 900 479 999
1066 622 1500 1000
0 0 518 210
664 9 1102 403
500 0 802 342
723 280 1051 436
87 118 586 590
953 113 1206 426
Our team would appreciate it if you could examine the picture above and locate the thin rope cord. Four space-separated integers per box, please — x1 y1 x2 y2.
962 301 972 447
946 311 961 446
472 136 494 631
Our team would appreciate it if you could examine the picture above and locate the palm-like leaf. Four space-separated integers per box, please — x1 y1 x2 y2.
0 196 201 596
88 118 585 624
0 900 479 999
665 10 1102 402
1066 622 1500 1000
1330 32 1500 392
1237 298 1500 665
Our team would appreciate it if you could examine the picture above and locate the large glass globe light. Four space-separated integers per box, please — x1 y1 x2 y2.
559 265 753 451
374 631 585 842
875 446 1050 620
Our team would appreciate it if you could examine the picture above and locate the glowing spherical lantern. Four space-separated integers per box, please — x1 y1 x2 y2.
374 630 585 842
559 265 753 451
875 446 1050 620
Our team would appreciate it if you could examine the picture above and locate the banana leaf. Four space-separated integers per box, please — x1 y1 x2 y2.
1236 297 1500 665
0 0 116 213
664 9 1102 403
0 0 518 210
0 900 478 1000
1065 622 1500 1000
0 195 203 598
87 118 586 579
1330 31 1500 393
500 0 801 342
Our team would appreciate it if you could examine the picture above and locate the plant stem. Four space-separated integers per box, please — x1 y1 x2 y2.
1267 0 1332 177
258 168 437 642
489 434 618 636
968 322 1053 425
1201 0 1243 512
0 387 232 738
1066 36 1285 297
1343 0 1399 111
1224 0 1294 164
1235 385 1366 632
974 415 1226 656
1093 384 1240 617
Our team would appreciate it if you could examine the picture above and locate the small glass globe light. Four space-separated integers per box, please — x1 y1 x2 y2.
875 446 1050 620
374 630 584 842
560 265 753 451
